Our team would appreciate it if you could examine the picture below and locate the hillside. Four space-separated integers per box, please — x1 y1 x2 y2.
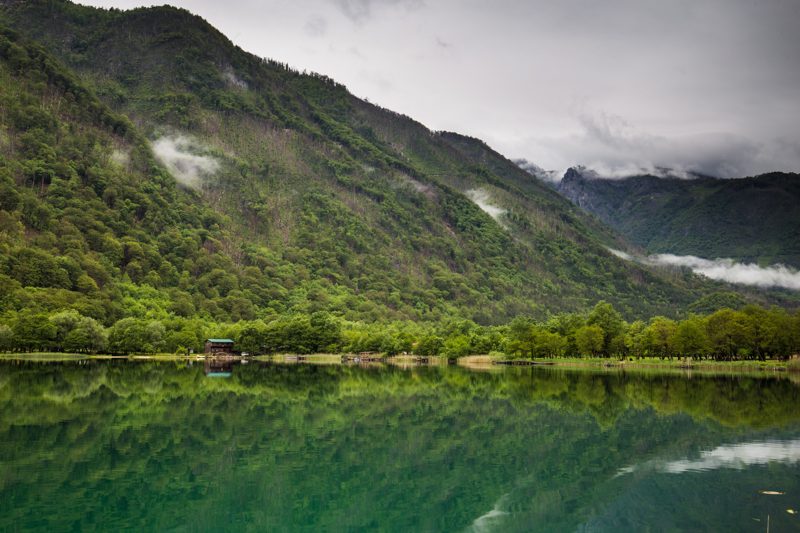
557 168 800 267
0 0 788 331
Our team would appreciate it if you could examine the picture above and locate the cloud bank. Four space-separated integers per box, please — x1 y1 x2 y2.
610 249 800 291
537 112 800 180
152 135 220 189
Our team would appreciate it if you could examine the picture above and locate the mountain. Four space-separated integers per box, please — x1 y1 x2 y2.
0 0 790 329
557 167 800 267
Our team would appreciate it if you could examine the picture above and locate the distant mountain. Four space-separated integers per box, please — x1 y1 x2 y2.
0 0 791 327
556 167 800 267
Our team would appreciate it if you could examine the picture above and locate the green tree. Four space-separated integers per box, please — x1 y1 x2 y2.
645 316 676 359
706 308 754 360
673 317 709 359
586 301 623 356
575 325 604 357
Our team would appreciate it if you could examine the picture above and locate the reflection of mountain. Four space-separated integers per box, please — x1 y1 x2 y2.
587 437 800 532
1 362 799 531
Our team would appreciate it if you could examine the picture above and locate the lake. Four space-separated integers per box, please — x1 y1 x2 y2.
1 360 799 532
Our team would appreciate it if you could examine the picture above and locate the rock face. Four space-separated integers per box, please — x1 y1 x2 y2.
558 167 600 211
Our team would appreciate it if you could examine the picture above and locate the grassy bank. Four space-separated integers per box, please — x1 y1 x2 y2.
518 356 798 373
2 352 798 376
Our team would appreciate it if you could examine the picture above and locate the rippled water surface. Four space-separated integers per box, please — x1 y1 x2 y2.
1 360 799 532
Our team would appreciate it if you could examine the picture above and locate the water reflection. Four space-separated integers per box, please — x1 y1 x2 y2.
203 357 235 378
0 361 799 532
619 437 800 475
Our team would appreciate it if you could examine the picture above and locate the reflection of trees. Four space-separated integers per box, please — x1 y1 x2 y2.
0 362 798 531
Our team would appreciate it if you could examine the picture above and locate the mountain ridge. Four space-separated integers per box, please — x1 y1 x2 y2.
0 0 794 329
556 166 800 268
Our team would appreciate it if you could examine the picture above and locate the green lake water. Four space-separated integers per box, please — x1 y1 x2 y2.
1 360 800 532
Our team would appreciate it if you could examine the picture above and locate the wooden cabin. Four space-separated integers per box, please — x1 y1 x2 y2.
204 338 235 355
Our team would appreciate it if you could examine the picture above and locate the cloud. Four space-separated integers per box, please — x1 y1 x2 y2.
222 68 248 89
332 0 424 23
538 111 800 179
618 438 800 476
304 15 328 37
435 36 451 49
609 249 800 291
152 134 220 190
466 188 506 222
651 254 800 290
514 158 561 183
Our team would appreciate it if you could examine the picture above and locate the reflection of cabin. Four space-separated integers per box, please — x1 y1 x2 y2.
204 358 233 378
204 338 235 355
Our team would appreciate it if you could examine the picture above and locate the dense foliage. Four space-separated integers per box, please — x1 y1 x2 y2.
2 299 799 362
557 167 800 267
2 1 792 330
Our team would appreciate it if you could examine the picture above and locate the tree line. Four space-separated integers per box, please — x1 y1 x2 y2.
2 301 799 361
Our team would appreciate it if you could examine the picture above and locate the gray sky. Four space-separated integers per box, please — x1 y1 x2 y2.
78 0 800 178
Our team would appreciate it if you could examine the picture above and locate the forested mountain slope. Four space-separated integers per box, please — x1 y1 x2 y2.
557 167 800 267
0 0 786 327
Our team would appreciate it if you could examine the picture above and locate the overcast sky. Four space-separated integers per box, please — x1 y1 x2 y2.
77 0 800 178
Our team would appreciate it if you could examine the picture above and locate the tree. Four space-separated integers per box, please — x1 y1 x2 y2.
575 325 604 357
645 316 676 359
442 334 472 358
624 320 647 359
586 301 623 356
108 318 164 354
706 308 754 360
673 317 709 359
0 324 13 351
532 329 567 358
63 317 107 353
12 311 57 351
416 334 443 356
504 316 535 358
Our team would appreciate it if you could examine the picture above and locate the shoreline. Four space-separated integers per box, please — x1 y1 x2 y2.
1 352 797 376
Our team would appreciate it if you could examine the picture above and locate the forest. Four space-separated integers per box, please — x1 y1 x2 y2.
2 300 799 362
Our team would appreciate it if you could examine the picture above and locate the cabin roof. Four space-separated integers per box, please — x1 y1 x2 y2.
206 338 235 343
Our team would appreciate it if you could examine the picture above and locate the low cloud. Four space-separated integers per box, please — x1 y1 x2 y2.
610 249 800 291
466 188 506 222
152 135 220 190
619 438 800 476
514 158 561 183
222 68 248 89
